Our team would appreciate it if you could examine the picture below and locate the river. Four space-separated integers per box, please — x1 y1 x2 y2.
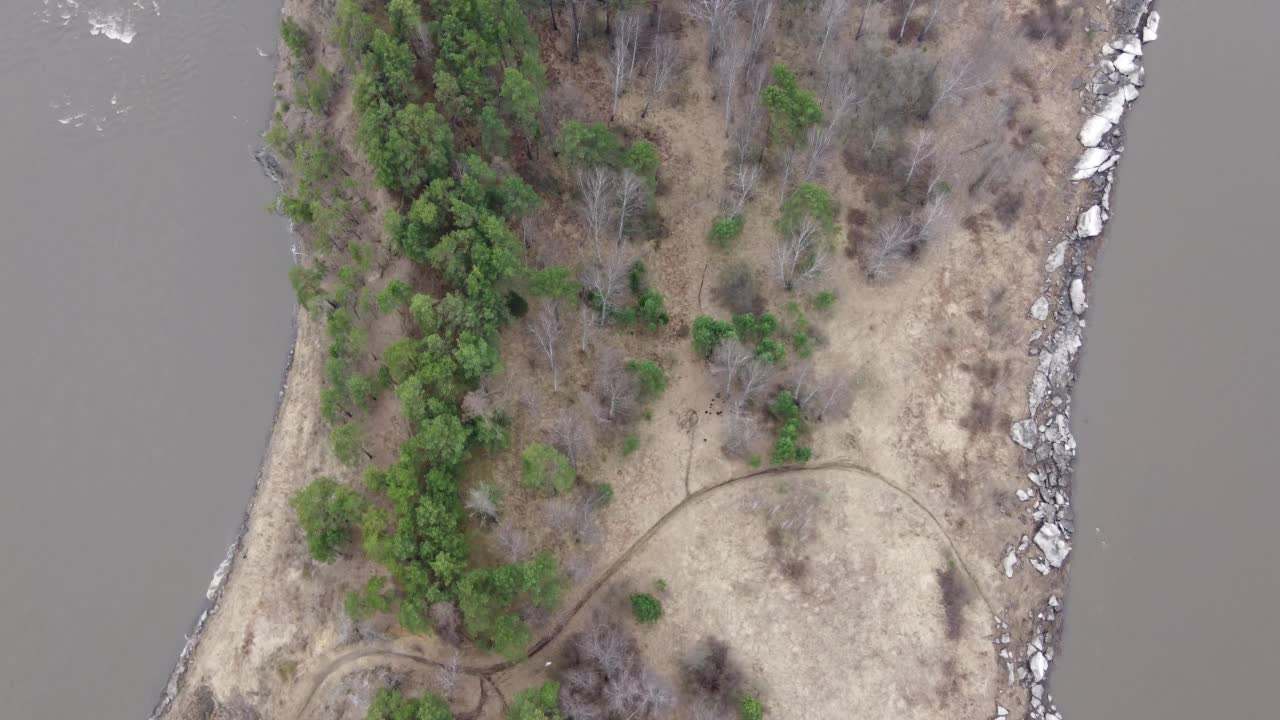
0 2 292 718
1055 2 1280 718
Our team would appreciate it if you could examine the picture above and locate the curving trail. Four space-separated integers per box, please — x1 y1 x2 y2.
293 458 992 718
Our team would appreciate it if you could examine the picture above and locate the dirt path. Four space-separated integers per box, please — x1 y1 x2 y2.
293 458 993 718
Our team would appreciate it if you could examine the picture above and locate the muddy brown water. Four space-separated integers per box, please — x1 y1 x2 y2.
1055 2 1280 718
0 2 292 718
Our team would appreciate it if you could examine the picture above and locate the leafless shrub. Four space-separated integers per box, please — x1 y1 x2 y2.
731 63 769 166
528 300 565 390
563 611 674 720
461 386 498 422
993 190 1024 229
465 482 500 523
545 489 603 545
579 305 595 353
435 650 461 701
772 216 829 291
430 601 464 647
788 361 854 422
1021 0 1079 49
550 406 594 468
494 519 534 563
564 553 594 586
682 637 743 700
595 352 639 424
713 261 762 315
936 561 971 640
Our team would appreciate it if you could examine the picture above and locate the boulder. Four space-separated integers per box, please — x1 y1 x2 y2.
1031 296 1050 321
1011 419 1039 450
1073 147 1112 180
1045 241 1068 273
1143 11 1161 43
1113 52 1139 75
1078 115 1113 147
1076 205 1104 238
1070 278 1088 315
1097 91 1127 124
1030 652 1049 682
1034 522 1071 568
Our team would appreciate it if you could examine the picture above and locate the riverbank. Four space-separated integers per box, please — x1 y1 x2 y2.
998 3 1161 719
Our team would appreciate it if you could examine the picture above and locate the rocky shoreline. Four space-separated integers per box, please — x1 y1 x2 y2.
146 147 298 719
995 2 1161 719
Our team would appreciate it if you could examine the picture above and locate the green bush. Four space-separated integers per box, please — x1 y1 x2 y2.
708 214 745 249
507 680 561 720
557 120 623 168
594 483 615 506
769 392 812 465
753 338 786 365
626 359 667 399
305 64 336 114
521 443 575 493
740 695 765 720
630 592 663 624
290 478 366 563
692 316 737 357
280 16 310 61
622 435 640 456
813 289 837 311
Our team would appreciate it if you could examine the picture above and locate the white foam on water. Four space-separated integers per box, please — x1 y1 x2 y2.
205 543 236 600
88 10 136 44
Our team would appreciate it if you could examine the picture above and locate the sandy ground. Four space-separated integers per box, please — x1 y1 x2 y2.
161 2 1105 718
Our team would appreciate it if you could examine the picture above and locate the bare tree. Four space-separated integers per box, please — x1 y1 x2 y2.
716 35 747 128
742 0 776 64
568 0 591 62
855 0 872 40
528 300 565 390
579 304 595 353
902 129 936 189
801 76 858 183
595 351 639 423
917 0 946 42
642 34 683 118
727 162 760 214
550 406 595 468
929 53 991 115
772 216 829 290
578 167 616 263
614 169 645 244
583 246 632 322
732 63 769 166
684 0 740 64
563 553 594 586
864 215 916 281
816 0 849 64
465 482 500 523
790 361 853 421
914 194 951 248
709 339 754 397
898 0 918 41
494 519 533 562
721 407 759 458
735 357 775 407
575 612 636 680
610 13 642 118
435 650 461 702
